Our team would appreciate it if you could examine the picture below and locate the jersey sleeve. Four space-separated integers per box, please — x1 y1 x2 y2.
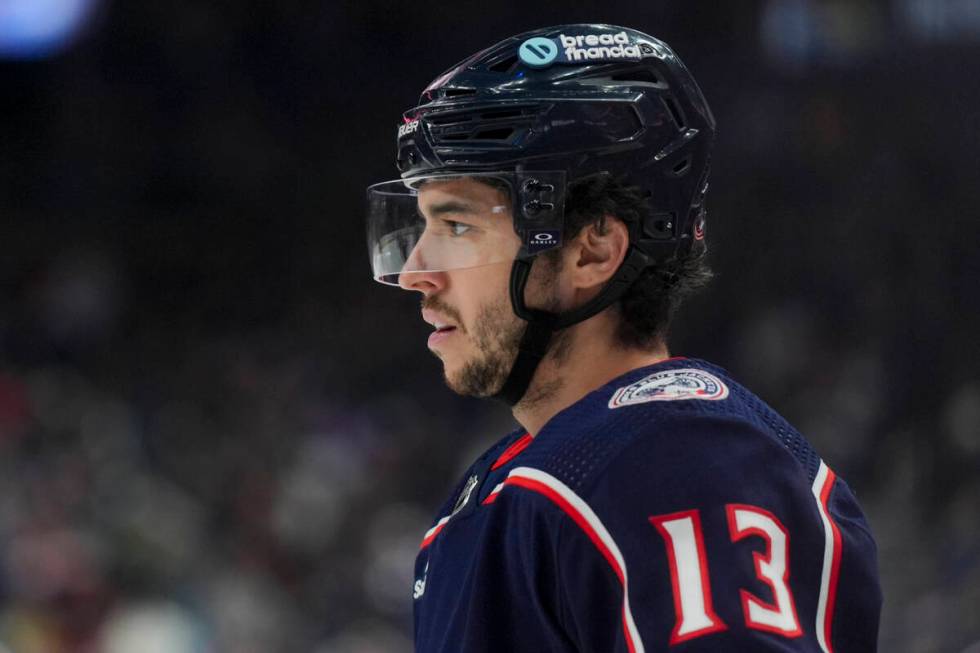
496 414 881 652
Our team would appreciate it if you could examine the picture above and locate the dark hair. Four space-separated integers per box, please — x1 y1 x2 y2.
555 174 713 349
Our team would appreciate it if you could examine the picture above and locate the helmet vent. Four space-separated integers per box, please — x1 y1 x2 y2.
439 127 516 143
442 87 477 98
662 96 686 130
424 104 540 145
425 105 538 127
480 108 526 120
474 127 516 141
671 157 691 176
487 54 519 73
609 68 665 87
426 113 473 126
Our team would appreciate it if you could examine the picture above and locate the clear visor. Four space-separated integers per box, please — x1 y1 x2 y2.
366 172 565 285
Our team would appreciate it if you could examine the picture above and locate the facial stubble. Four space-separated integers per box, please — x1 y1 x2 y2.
425 262 566 401
451 297 525 397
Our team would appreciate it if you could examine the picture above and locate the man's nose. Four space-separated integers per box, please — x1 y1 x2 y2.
397 241 446 294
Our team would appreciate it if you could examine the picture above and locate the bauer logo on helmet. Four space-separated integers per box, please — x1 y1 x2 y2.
398 119 420 139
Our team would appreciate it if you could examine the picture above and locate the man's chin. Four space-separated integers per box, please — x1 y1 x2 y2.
441 358 507 398
442 370 494 398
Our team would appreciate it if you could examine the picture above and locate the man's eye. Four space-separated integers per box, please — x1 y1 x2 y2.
445 220 473 236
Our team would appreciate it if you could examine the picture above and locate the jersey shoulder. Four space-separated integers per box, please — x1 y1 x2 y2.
516 357 822 500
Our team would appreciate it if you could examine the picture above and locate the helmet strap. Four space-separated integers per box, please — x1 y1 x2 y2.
492 247 653 406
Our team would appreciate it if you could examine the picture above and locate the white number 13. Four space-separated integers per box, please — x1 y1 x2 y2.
650 504 802 644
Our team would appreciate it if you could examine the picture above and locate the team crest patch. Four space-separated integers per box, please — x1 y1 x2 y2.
608 368 729 408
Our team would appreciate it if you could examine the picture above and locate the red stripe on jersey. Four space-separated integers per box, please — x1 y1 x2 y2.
419 516 449 550
491 433 534 471
466 467 646 651
505 476 625 584
503 467 645 653
817 466 843 652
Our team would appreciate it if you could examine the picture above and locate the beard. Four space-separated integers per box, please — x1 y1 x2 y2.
453 297 526 397
422 293 525 397
422 261 564 399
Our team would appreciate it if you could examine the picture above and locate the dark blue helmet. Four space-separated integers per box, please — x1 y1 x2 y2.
395 23 716 267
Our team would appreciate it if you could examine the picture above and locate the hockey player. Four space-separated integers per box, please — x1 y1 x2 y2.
367 24 881 652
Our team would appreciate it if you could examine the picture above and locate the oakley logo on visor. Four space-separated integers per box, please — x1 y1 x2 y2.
527 231 559 254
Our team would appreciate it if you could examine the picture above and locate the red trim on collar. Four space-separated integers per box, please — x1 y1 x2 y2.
490 433 533 471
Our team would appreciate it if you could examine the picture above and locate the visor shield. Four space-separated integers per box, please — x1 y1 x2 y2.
366 172 566 285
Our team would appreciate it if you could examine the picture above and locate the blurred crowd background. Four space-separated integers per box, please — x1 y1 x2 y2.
1 1 978 651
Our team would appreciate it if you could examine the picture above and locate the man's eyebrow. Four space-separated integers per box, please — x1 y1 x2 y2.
424 200 479 216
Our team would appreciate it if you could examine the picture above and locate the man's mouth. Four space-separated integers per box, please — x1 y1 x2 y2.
422 307 462 347
428 324 458 348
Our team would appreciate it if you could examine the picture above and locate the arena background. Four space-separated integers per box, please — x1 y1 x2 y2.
1 1 978 651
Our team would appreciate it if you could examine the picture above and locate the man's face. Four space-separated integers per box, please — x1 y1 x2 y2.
398 177 559 396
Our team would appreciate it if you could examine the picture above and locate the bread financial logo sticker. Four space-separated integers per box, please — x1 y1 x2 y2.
519 31 643 70
519 37 559 68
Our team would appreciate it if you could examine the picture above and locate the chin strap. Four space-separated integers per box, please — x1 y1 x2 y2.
494 314 557 406
493 246 653 406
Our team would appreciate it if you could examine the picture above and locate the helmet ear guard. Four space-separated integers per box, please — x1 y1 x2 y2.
511 171 567 260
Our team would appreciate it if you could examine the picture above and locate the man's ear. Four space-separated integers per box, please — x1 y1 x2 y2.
567 216 630 291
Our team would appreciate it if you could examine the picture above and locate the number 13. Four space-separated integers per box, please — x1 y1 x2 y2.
649 504 802 645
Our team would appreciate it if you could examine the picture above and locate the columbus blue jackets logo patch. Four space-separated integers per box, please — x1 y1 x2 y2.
608 368 729 408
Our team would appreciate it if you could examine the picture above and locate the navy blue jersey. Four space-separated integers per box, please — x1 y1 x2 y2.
413 358 881 652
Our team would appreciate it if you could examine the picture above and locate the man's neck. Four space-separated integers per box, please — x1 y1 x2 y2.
511 313 669 436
